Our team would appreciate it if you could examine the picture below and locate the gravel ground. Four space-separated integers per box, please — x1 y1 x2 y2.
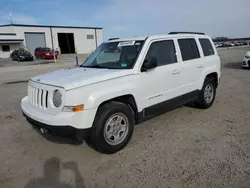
0 47 250 188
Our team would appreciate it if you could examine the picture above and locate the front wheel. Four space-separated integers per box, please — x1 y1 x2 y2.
87 102 135 154
196 77 216 109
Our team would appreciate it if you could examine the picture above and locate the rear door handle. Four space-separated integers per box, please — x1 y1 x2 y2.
172 69 180 75
197 64 204 68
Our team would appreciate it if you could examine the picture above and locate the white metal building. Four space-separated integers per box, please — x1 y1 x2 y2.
0 24 103 58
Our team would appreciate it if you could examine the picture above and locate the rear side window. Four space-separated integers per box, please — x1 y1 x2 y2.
178 38 200 61
145 40 177 66
199 38 215 56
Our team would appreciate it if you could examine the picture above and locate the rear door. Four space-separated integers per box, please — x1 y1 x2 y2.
177 38 202 94
198 37 218 72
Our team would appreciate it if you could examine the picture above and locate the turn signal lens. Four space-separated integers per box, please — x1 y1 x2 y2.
73 105 84 112
63 105 84 112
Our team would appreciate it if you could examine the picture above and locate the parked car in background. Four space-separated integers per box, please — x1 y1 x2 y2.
242 41 248 46
10 48 24 58
219 42 233 48
34 47 56 59
11 49 34 62
214 43 222 48
242 49 250 69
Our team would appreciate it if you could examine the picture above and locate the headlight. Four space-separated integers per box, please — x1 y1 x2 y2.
53 90 62 107
245 55 250 59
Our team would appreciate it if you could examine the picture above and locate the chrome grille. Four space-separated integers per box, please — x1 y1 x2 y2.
28 85 48 109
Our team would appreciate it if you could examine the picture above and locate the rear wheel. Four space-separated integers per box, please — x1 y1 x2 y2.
87 102 135 154
196 77 216 109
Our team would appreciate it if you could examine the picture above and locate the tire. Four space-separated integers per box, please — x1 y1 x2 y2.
35 55 38 59
87 101 135 154
242 66 249 70
196 77 216 109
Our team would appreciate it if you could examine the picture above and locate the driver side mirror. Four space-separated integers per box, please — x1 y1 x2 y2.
141 57 157 72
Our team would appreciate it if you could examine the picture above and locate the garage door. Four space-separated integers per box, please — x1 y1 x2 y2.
25 33 46 55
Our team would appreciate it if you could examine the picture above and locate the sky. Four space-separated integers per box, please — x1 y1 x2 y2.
0 0 249 40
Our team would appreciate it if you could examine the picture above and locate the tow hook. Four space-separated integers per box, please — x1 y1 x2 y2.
40 128 48 134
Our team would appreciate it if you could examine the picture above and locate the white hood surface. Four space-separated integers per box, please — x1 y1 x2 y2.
31 67 134 90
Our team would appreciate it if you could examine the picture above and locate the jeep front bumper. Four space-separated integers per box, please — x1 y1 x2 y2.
21 96 97 137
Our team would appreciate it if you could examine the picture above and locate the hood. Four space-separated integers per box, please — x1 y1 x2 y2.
31 67 134 90
246 51 250 56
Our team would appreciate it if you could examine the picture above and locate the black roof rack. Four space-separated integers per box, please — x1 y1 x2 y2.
169 32 205 35
108 37 120 41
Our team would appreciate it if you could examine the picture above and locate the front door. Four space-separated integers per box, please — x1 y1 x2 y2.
138 39 183 112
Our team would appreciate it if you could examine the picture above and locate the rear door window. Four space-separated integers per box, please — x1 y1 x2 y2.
199 38 215 56
178 38 200 61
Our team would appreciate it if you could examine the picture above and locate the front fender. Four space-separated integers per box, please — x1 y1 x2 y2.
85 82 137 109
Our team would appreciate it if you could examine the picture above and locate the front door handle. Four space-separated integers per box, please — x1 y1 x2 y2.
197 64 204 68
172 69 180 75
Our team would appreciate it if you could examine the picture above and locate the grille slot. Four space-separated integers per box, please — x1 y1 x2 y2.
37 89 40 106
45 91 48 108
28 85 49 109
40 90 43 106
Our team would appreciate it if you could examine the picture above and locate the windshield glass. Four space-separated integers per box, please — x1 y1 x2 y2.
18 50 30 55
44 48 53 52
82 40 144 69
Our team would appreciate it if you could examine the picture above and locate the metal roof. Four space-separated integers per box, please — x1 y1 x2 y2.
0 24 102 30
0 39 24 44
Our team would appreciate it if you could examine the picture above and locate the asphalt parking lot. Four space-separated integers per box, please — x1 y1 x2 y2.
0 54 89 68
0 47 250 188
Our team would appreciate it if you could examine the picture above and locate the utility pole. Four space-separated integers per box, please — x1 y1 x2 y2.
9 12 13 24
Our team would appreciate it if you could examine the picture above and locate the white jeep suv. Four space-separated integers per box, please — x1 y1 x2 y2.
21 32 221 154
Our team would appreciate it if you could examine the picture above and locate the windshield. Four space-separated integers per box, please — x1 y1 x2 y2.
44 48 53 52
18 50 30 55
82 40 144 69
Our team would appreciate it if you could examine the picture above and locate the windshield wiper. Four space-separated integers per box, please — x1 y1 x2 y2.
81 64 109 69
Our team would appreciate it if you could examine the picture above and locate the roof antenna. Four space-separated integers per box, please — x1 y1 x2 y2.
9 12 13 24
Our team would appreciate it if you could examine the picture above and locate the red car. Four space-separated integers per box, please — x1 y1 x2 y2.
34 47 57 59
